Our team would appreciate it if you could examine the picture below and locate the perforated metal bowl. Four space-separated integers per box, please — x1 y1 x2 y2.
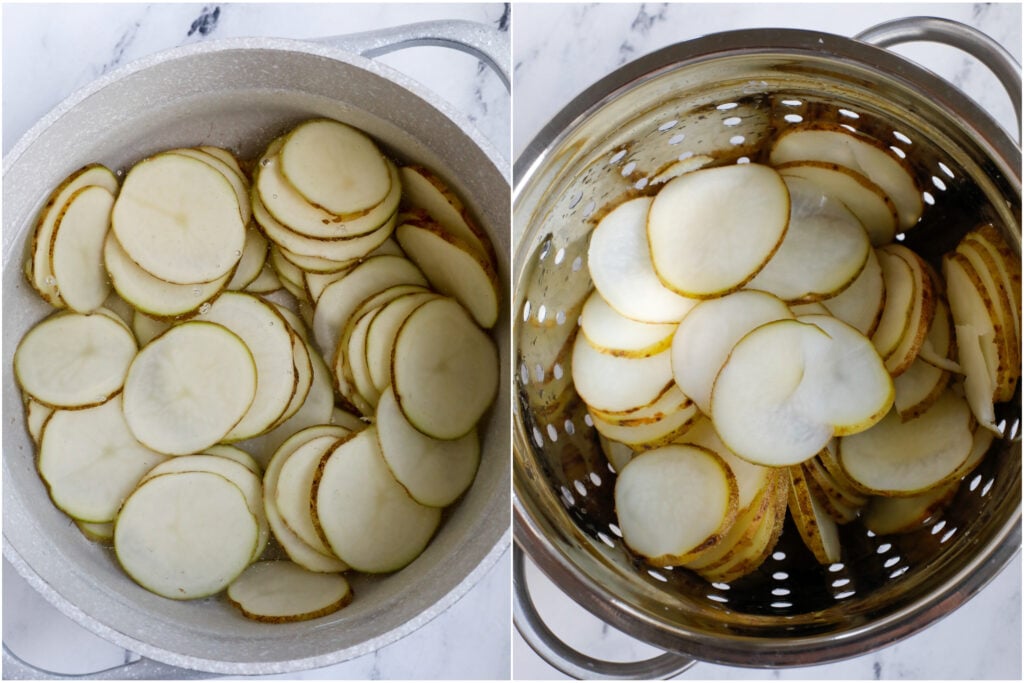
513 19 1021 678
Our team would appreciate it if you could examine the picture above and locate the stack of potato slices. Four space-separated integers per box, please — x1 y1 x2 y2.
14 118 500 622
578 123 1020 580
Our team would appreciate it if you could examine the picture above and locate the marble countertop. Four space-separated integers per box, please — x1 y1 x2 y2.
512 2 1021 680
2 3 509 680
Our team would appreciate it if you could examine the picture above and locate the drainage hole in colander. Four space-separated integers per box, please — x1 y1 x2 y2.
546 424 559 443
889 145 907 159
568 189 583 209
658 119 678 132
729 135 745 146
828 562 844 572
923 191 936 206
647 569 669 582
830 578 850 588
608 523 623 538
932 176 948 192
840 123 857 134
563 418 575 436
573 479 586 496
893 130 913 145
582 200 596 218
716 102 739 111
838 108 860 119
597 531 616 548
737 156 751 164
938 161 955 178
783 113 803 124
609 149 627 164
621 160 637 176
772 571 789 580
876 542 892 554
780 98 803 107
589 472 602 487
723 116 743 127
635 177 649 190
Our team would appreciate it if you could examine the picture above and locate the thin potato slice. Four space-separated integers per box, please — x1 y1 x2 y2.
572 332 674 414
598 434 634 473
23 396 53 445
204 444 261 476
871 248 916 359
587 196 698 323
276 434 347 557
588 401 701 450
839 389 974 495
672 289 793 415
579 289 676 358
879 244 935 376
49 184 115 313
168 147 251 224
227 222 269 291
38 397 166 523
647 164 790 298
77 521 115 543
614 444 738 566
680 418 775 513
589 384 689 425
376 386 480 507
245 263 282 294
399 166 494 265
862 481 959 536
112 152 244 284
313 427 442 573
131 310 171 346
392 297 499 439
822 247 885 337
365 291 441 394
114 471 258 600
788 465 841 564
122 321 257 455
227 561 352 623
14 311 137 409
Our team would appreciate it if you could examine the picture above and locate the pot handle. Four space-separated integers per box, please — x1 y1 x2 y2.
513 545 697 680
315 19 510 91
2 642 211 680
854 16 1022 137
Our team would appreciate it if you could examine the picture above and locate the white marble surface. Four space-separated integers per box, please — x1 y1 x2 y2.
512 3 1022 680
2 3 510 680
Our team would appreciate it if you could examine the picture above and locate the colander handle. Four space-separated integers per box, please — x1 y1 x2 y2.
1 642 211 680
854 16 1022 138
315 19 511 91
513 545 698 680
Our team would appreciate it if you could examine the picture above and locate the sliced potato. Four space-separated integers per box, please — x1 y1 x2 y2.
313 427 442 573
77 520 115 543
114 471 258 599
647 163 789 298
838 389 974 495
392 297 499 439
399 165 493 265
131 310 171 346
227 222 269 291
572 332 673 414
589 384 690 426
871 248 916 359
787 465 841 564
276 434 348 557
579 289 676 358
168 147 252 224
227 561 352 623
244 262 282 295
614 444 738 566
598 434 635 473
822 247 885 337
38 397 166 523
587 196 698 323
204 444 261 476
680 418 776 513
122 321 257 455
49 184 115 313
879 244 935 376
23 396 54 445
862 481 959 535
747 175 870 303
365 291 441 394
14 311 137 409
589 401 700 450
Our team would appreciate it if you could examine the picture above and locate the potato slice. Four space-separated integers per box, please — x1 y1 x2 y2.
680 418 775 513
951 425 996 480
769 126 923 230
264 426 350 572
365 291 441 394
893 301 953 421
788 465 841 564
395 220 500 329
168 147 251 224
197 293 297 440
37 397 166 523
802 462 860 525
279 119 391 217
588 401 701 450
131 310 171 346
27 164 119 307
112 152 244 285
747 176 870 303
399 165 494 265
244 262 282 294
204 444 261 476
967 224 1021 346
614 444 738 566
588 384 690 426
838 389 974 495
598 434 634 473
139 454 268 562
122 321 257 455
776 160 898 245
376 386 480 507
862 481 959 535
917 294 959 372
822 247 885 337
587 196 698 323
392 297 499 439
343 307 382 411
879 244 935 376
104 233 229 319
49 185 115 313
227 223 269 291
672 289 792 414
871 248 916 359
227 561 352 623
647 163 790 298
313 427 441 573
579 289 676 358
23 396 53 445
649 154 714 185
276 434 348 557
572 332 674 414
77 521 115 543
114 471 258 599
268 326 314 431
14 311 137 409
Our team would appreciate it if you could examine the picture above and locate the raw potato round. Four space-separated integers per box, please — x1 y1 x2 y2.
37 397 166 523
647 163 790 298
314 427 442 573
571 333 674 414
376 386 480 507
114 471 258 600
49 184 116 313
112 152 245 285
391 297 499 440
276 434 344 557
614 444 738 566
579 289 676 358
227 561 352 623
122 321 257 455
14 311 137 409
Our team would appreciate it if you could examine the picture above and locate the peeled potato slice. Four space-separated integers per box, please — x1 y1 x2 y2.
49 184 115 313
122 321 256 455
839 389 974 495
38 397 166 523
112 152 244 285
376 386 480 507
14 311 137 409
587 196 698 323
572 332 673 414
114 471 258 600
579 289 676 358
227 561 352 623
392 297 499 439
614 444 738 566
395 220 500 329
672 289 793 415
822 247 885 337
647 163 789 298
313 427 442 573
787 465 841 564
747 176 870 303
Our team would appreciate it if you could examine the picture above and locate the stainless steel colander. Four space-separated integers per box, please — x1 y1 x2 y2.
513 18 1021 678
